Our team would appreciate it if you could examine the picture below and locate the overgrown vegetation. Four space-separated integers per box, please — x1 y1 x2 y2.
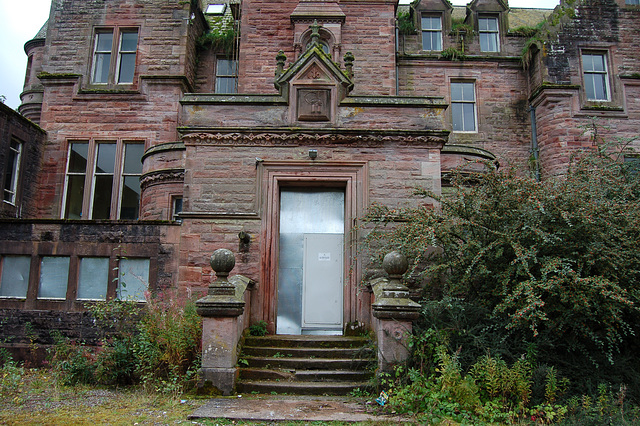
365 124 640 423
47 293 202 395
198 16 237 54
397 10 416 35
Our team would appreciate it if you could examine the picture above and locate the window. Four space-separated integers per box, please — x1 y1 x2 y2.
117 258 149 301
77 257 109 300
582 53 610 101
451 82 477 132
38 257 70 299
205 4 226 14
0 255 31 298
421 15 442 51
3 138 22 204
478 16 499 52
63 139 144 220
172 196 183 222
626 0 640 5
91 28 138 84
215 58 238 94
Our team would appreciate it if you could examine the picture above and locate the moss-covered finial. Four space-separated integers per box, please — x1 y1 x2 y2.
344 51 355 79
275 50 287 76
310 19 321 46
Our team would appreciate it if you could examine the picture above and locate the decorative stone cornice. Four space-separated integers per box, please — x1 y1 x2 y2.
140 168 185 191
181 130 447 148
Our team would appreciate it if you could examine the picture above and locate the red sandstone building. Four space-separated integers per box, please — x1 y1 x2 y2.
1 0 639 351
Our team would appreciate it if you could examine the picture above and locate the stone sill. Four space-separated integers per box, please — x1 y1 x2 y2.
340 95 446 107
181 94 287 105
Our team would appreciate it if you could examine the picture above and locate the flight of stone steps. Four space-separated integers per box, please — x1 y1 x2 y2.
236 334 375 396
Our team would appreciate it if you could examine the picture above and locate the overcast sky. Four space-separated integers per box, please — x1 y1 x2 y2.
0 0 560 111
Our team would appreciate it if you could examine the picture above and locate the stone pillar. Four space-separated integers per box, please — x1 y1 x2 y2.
371 251 421 372
196 249 245 395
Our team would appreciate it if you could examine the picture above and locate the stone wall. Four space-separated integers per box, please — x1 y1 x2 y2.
0 103 46 219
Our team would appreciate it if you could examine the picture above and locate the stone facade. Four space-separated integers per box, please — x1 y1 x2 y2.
1 0 640 355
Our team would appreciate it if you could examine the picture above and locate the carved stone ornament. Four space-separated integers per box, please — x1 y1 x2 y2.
182 132 446 148
140 168 185 190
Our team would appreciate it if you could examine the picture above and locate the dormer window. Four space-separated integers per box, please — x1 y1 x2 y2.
478 16 499 53
421 14 443 51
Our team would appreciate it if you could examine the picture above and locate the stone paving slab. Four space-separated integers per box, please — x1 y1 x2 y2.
188 395 409 423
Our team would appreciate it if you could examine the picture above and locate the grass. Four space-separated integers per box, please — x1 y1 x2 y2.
0 368 403 426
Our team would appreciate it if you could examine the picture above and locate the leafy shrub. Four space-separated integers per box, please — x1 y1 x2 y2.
48 292 202 393
364 132 640 382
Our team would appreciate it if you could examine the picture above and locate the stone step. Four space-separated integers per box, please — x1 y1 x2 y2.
236 380 371 396
244 335 370 349
241 345 374 359
242 356 374 371
239 368 373 382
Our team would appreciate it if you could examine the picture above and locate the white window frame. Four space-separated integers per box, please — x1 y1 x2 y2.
215 57 238 94
582 52 611 102
421 14 443 51
3 138 22 205
91 27 139 85
62 139 145 220
451 81 478 133
478 16 500 53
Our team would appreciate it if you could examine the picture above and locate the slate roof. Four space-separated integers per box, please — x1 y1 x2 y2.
401 5 553 30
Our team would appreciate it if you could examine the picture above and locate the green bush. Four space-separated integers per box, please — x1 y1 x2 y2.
48 292 202 393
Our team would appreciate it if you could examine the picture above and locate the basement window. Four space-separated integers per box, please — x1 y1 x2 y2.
0 255 31 298
38 256 70 300
117 258 149 302
77 257 109 301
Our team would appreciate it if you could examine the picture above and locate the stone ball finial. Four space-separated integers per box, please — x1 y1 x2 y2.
382 251 408 277
210 249 235 276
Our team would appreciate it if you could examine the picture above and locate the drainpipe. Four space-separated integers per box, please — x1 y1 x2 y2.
529 105 540 182
395 18 400 95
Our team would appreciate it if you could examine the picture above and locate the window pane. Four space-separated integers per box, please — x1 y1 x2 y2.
93 53 111 83
118 53 136 83
217 59 236 75
64 175 85 219
77 257 109 300
96 32 113 52
68 143 89 173
216 77 238 94
480 33 498 52
452 103 464 131
123 144 144 174
119 31 138 52
463 103 476 131
95 143 116 174
451 83 463 101
422 16 441 30
0 256 31 298
3 141 20 203
118 258 149 301
120 176 140 220
39 257 70 299
92 175 113 219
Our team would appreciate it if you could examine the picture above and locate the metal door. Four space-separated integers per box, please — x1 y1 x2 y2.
277 188 344 335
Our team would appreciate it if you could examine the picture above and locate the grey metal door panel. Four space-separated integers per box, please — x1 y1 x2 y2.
277 188 345 335
302 233 343 333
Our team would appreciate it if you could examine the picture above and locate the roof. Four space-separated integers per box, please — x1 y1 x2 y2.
33 20 48 40
402 5 552 30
